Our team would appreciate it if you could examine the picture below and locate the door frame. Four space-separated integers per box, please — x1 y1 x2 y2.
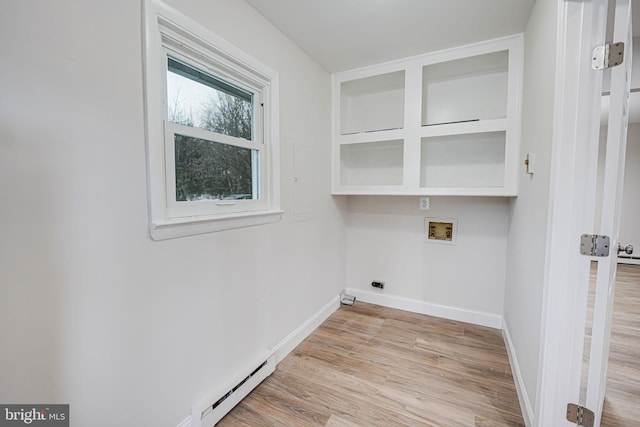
535 0 608 425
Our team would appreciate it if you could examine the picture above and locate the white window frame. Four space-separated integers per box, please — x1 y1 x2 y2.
142 0 281 240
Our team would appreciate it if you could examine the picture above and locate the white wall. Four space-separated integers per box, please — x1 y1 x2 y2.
0 1 345 426
620 124 640 252
503 0 558 421
345 196 510 324
600 38 640 254
620 39 640 257
598 124 640 255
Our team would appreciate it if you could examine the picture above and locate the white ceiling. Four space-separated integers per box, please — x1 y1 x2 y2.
245 0 536 72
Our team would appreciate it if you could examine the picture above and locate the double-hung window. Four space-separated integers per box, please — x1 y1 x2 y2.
143 0 281 240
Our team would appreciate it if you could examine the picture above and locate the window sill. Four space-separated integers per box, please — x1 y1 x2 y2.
149 210 283 240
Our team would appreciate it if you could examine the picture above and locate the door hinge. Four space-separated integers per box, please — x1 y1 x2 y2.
567 403 595 427
592 42 624 70
580 234 610 257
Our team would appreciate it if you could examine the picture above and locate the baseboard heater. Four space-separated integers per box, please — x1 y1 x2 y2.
191 352 275 427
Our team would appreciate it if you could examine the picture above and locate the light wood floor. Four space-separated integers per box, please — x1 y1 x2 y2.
218 303 524 426
600 264 640 427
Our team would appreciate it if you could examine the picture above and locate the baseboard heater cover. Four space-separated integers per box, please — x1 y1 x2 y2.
191 352 275 427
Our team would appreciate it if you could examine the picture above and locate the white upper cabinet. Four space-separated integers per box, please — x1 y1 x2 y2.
331 35 523 196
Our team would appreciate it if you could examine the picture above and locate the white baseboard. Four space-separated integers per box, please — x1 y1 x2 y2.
346 288 502 329
271 295 340 363
502 321 534 427
618 257 640 266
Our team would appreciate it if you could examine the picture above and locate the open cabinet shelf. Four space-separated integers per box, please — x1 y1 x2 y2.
340 70 405 135
420 132 506 189
332 35 523 196
422 50 509 126
340 139 404 186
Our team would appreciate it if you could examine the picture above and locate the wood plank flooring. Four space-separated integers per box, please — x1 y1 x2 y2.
601 264 640 427
218 303 524 426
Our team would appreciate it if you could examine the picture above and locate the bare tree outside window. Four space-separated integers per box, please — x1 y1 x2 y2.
168 72 256 202
201 92 252 140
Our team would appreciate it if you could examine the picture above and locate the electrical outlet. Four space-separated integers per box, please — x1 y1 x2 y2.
419 197 430 210
371 281 385 289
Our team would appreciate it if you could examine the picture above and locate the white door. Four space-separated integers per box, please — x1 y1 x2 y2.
535 0 631 425
584 0 633 424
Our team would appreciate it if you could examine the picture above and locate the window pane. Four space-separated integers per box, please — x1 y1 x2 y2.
174 134 256 202
167 58 253 140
